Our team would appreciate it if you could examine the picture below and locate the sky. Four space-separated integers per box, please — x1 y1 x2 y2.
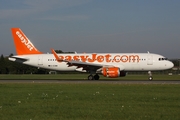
0 0 180 58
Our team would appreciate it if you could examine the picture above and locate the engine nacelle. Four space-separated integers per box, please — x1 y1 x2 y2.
102 67 126 78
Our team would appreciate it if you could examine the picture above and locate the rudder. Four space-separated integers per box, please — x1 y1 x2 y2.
11 28 42 55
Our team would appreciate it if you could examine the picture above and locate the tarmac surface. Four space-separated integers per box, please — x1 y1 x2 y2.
0 80 180 84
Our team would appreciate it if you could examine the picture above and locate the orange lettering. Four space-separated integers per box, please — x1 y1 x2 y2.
97 55 104 62
58 56 64 60
129 55 139 62
88 54 97 62
105 54 111 62
80 55 89 62
57 54 140 63
73 56 79 61
65 56 72 61
114 55 121 62
121 55 128 62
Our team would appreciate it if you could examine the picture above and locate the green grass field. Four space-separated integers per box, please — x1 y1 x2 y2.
0 83 180 120
0 74 180 119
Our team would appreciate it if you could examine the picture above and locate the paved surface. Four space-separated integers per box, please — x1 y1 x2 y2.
0 80 180 84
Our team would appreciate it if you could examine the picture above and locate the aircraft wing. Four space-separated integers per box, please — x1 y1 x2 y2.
51 49 114 72
66 60 103 71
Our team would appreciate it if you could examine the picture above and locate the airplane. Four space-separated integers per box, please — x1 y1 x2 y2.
9 28 174 80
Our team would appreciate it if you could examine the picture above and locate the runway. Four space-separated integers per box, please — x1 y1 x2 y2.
0 80 180 84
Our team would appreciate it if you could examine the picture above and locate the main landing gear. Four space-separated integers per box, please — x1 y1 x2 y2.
88 74 100 80
148 71 153 80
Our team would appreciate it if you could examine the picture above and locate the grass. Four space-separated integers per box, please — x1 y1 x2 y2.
0 83 180 120
0 74 180 80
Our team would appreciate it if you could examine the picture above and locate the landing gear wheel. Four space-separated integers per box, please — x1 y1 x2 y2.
88 75 94 80
148 71 153 81
149 76 153 81
94 74 100 80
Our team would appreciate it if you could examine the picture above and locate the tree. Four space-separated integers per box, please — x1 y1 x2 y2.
55 50 75 54
0 54 5 73
55 50 63 53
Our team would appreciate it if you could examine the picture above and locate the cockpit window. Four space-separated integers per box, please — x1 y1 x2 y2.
159 58 168 61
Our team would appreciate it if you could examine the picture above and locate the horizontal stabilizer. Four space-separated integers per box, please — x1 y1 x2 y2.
9 56 29 63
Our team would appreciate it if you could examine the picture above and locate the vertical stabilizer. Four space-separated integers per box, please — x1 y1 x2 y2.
11 28 42 55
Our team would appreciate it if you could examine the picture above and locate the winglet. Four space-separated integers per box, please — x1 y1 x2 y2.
51 49 63 62
11 28 42 55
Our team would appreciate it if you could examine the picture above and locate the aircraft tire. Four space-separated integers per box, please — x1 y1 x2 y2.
88 75 94 80
149 76 153 81
94 74 100 80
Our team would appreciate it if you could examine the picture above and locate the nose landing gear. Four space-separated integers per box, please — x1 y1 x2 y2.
148 71 153 80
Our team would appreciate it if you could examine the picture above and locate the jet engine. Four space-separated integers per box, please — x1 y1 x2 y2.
102 67 126 78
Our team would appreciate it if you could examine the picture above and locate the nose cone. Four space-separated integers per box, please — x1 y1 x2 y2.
167 61 174 69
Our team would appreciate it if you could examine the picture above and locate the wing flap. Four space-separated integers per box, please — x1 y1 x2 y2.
67 60 103 71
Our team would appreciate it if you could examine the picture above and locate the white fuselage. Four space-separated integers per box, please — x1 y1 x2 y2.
9 53 174 72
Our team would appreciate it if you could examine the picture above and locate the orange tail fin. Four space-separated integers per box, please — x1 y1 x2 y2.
11 28 42 55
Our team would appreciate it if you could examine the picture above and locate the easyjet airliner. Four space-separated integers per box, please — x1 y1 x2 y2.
9 28 174 80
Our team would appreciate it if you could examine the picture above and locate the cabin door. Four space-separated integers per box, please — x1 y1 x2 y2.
147 55 153 65
38 56 43 66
